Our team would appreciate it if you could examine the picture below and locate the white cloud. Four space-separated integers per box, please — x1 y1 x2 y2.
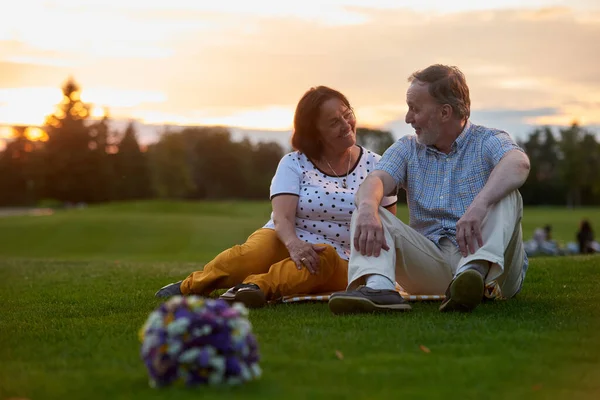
0 5 599 139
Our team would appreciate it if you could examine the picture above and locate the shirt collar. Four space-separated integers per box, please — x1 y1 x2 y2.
452 120 472 151
425 120 472 155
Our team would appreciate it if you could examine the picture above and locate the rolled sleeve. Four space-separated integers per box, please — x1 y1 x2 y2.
269 153 301 199
381 193 397 207
374 137 412 187
483 131 524 167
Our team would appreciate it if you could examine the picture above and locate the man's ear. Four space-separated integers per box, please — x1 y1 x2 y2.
440 104 453 121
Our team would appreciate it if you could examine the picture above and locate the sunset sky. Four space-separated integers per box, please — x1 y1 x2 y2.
1 0 599 149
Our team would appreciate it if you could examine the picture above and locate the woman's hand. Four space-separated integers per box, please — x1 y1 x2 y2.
286 239 326 274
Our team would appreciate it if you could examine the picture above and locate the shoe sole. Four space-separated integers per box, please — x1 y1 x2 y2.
154 282 183 298
222 290 267 309
439 270 484 313
328 296 412 315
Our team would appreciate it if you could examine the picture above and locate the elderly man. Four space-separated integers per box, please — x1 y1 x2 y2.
329 64 530 314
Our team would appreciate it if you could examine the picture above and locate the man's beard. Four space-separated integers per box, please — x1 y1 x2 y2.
416 127 439 146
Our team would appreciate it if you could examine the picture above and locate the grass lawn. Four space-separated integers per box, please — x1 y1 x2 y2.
1 201 599 400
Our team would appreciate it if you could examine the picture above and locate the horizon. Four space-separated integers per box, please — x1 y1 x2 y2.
1 0 599 148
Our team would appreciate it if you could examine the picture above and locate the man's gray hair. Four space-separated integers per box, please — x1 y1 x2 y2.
409 64 471 120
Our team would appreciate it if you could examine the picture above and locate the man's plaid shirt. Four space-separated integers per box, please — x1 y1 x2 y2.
375 121 529 275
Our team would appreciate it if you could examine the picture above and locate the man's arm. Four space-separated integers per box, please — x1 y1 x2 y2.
456 149 530 256
475 149 530 207
353 171 398 256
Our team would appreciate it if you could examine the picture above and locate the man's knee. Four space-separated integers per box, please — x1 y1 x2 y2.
500 190 523 210
485 190 523 225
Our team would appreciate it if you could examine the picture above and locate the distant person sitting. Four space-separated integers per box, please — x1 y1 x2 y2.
577 220 598 254
154 86 397 307
525 224 560 256
532 225 551 244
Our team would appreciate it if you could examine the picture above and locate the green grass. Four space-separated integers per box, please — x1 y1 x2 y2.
1 201 600 400
0 201 273 262
1 200 598 262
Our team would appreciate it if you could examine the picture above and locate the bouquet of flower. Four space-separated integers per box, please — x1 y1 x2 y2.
139 296 261 387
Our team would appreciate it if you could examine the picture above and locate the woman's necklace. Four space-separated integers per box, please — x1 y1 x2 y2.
325 149 352 189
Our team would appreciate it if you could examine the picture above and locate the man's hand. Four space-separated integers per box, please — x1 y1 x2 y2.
455 150 530 257
353 205 390 257
456 199 490 257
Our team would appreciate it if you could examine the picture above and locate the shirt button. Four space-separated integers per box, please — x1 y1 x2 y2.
440 195 444 199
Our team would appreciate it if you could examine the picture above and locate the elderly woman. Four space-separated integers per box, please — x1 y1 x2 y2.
155 86 397 307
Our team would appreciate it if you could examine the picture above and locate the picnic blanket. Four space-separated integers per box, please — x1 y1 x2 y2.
280 280 504 303
280 283 446 304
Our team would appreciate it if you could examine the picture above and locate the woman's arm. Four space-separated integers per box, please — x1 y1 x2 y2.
272 195 301 249
272 195 325 274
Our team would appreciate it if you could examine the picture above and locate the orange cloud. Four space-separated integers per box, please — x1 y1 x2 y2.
0 4 598 134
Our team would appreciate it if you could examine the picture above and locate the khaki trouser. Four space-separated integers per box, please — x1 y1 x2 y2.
347 191 525 298
181 228 348 299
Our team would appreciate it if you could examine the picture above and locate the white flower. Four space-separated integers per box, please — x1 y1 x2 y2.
178 348 201 363
166 317 190 336
167 340 182 355
141 310 164 335
210 355 226 375
250 363 262 378
192 325 212 337
240 363 252 381
232 302 249 317
141 335 160 357
167 296 185 308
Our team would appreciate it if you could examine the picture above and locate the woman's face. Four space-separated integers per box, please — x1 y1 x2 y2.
316 97 356 156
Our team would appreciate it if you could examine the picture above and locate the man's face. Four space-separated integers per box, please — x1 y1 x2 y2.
405 81 443 146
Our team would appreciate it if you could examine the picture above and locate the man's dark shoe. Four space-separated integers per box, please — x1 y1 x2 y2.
155 281 183 298
328 286 412 315
439 269 484 312
220 283 266 309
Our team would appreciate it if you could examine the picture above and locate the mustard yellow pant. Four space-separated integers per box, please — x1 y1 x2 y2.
180 228 348 300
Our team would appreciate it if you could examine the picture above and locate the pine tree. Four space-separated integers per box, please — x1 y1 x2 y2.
115 122 152 199
43 78 96 204
0 127 44 206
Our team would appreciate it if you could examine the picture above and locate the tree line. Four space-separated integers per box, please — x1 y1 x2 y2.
518 125 600 206
1 79 599 207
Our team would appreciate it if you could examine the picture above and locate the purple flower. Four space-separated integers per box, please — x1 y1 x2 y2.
140 296 261 387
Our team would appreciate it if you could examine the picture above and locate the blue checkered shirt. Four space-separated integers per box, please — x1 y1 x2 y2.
375 121 528 273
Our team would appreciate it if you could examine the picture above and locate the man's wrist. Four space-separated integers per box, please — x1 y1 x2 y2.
473 192 492 209
358 200 379 211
